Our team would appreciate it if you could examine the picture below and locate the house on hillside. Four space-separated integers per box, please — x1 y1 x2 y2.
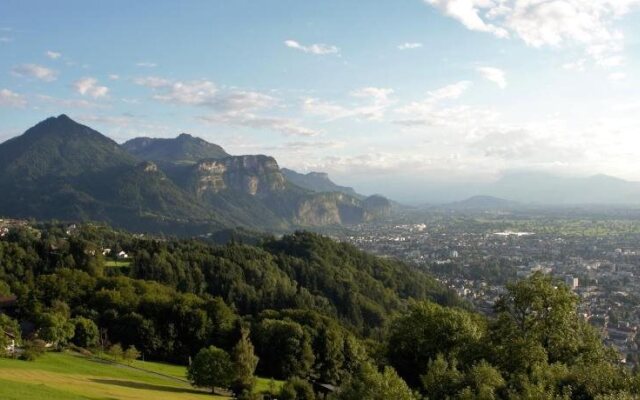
117 251 129 259
2 329 16 354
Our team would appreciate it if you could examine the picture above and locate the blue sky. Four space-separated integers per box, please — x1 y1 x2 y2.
1 0 640 199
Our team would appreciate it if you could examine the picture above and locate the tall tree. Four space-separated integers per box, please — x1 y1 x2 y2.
231 328 259 397
187 346 233 394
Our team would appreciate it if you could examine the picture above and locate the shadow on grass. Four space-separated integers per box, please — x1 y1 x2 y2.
89 378 210 396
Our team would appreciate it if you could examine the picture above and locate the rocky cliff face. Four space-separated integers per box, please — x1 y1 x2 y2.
362 195 392 219
294 193 368 225
193 155 287 197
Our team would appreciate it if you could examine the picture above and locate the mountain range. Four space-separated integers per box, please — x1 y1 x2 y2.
0 115 391 233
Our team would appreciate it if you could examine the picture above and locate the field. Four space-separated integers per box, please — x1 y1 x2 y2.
0 351 279 400
104 260 132 268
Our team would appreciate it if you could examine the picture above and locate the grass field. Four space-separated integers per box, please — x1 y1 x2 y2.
0 351 283 400
0 351 225 400
104 260 132 268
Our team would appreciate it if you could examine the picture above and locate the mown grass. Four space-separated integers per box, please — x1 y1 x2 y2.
104 260 131 268
0 351 225 400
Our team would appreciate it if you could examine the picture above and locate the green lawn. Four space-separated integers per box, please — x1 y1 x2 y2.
0 351 224 400
0 351 283 399
104 260 131 268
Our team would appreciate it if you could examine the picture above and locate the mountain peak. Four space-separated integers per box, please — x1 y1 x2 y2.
0 114 135 180
122 134 229 163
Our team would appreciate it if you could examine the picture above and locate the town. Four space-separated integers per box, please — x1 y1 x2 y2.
327 208 640 365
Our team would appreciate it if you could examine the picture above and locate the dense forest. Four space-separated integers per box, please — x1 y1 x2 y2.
1 223 639 399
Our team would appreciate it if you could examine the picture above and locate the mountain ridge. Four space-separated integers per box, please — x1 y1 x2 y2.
0 115 391 233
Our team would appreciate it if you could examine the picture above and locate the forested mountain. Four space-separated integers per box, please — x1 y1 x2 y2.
0 115 391 233
281 168 360 197
122 133 229 163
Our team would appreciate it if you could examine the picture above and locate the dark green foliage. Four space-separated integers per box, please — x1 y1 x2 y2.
332 363 416 400
187 345 233 393
122 134 229 163
253 318 315 379
20 339 47 361
279 377 317 400
387 301 485 387
231 329 259 396
72 317 99 348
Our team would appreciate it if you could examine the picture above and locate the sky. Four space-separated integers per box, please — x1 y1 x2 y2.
1 0 640 200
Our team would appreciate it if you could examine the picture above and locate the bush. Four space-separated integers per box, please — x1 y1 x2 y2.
187 346 233 393
20 339 47 361
279 377 316 400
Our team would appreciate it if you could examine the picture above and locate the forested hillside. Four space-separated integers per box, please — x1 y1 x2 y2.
1 223 638 399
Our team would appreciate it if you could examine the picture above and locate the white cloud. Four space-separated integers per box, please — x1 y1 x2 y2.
133 76 172 88
608 72 627 81
425 0 509 38
562 58 587 71
394 81 500 128
0 89 26 107
45 50 61 60
11 64 58 81
0 37 12 43
35 94 105 109
212 91 279 112
398 42 423 50
135 76 316 136
73 77 109 98
136 62 157 67
426 81 472 101
150 80 218 106
476 66 507 88
200 112 318 137
284 39 339 55
303 87 395 121
424 0 640 67
108 74 120 80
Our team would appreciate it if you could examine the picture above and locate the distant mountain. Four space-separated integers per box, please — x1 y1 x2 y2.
122 133 229 163
489 171 640 205
0 115 390 233
446 195 519 210
281 168 359 197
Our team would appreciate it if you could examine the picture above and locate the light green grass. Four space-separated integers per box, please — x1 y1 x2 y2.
130 358 189 380
104 260 131 268
255 376 285 394
0 351 225 400
0 378 92 400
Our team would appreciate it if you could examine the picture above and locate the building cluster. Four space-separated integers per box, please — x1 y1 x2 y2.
336 214 640 365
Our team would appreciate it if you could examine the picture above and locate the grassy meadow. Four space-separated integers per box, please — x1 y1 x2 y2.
0 351 263 400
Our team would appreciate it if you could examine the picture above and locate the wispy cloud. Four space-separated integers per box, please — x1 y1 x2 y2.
303 87 395 121
11 64 58 81
136 76 317 136
200 112 318 137
476 67 507 89
138 79 218 105
136 62 157 68
35 94 105 109
0 36 12 43
45 50 61 60
73 77 109 98
0 89 27 107
284 39 339 55
398 42 423 50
